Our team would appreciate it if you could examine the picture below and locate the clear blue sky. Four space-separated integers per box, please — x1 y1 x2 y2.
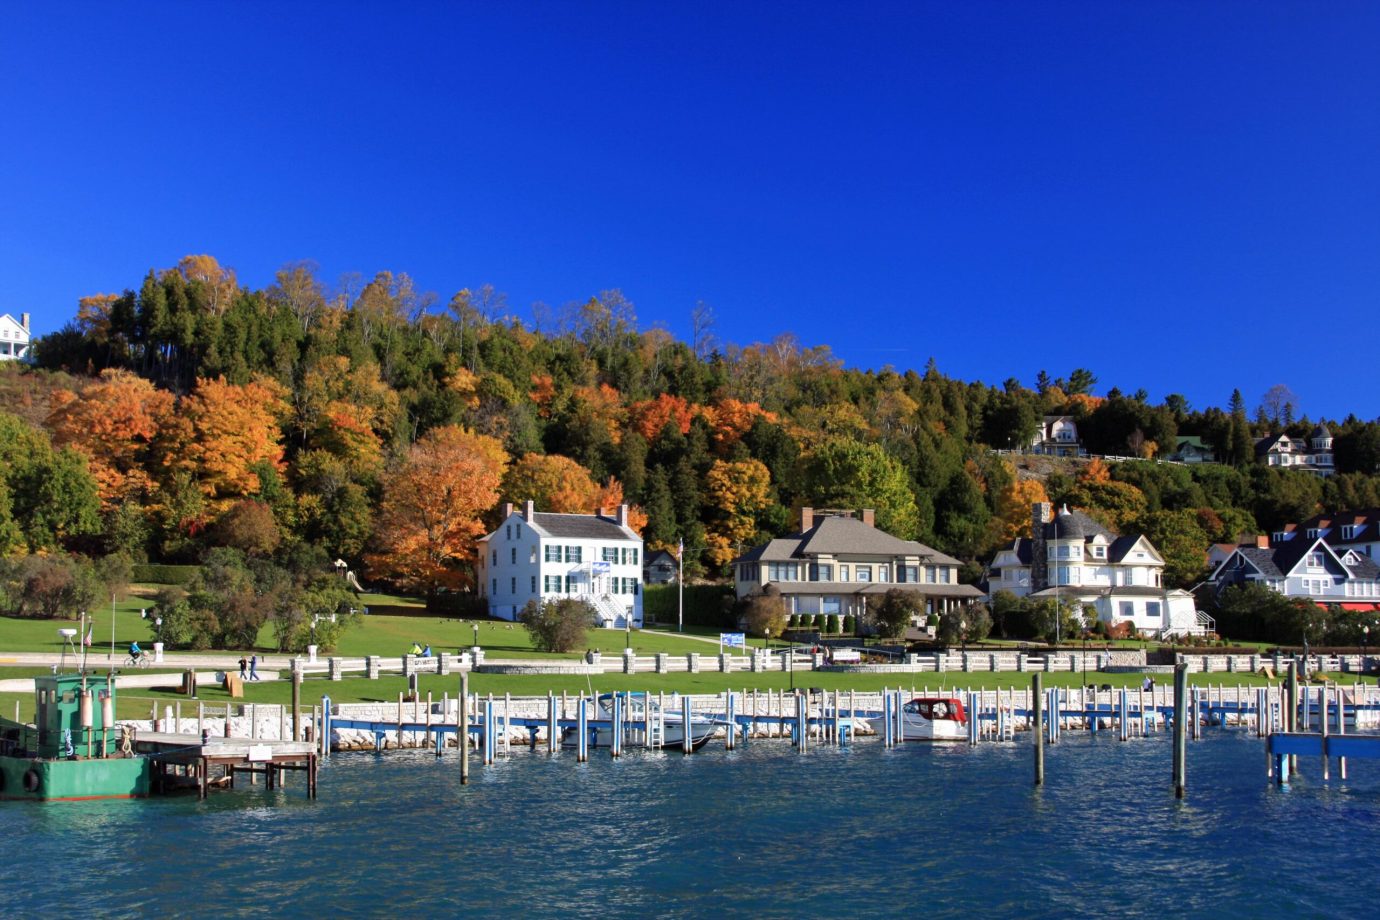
3 3 1377 421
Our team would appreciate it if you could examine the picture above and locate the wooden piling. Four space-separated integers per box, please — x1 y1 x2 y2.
1033 674 1044 786
460 670 470 784
1173 662 1188 799
292 667 303 742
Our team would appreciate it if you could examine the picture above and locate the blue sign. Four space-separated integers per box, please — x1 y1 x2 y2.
720 632 746 648
592 561 612 575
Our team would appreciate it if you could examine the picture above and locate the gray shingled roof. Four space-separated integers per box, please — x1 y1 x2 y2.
732 514 961 566
763 582 984 598
529 512 638 540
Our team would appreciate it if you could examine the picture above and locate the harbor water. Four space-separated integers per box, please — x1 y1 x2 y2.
3 731 1378 917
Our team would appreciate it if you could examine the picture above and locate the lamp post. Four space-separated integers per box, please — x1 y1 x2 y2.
473 623 480 651
625 620 631 651
1362 624 1369 665
960 618 967 655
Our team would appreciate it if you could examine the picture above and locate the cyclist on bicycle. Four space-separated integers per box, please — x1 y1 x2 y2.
129 641 142 662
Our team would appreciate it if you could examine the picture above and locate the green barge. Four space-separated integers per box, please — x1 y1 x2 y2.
0 673 150 801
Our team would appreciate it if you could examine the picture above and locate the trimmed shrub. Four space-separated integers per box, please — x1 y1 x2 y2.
132 564 200 586
825 613 841 635
842 614 856 635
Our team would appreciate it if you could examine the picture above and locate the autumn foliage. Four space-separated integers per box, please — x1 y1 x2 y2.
366 426 508 595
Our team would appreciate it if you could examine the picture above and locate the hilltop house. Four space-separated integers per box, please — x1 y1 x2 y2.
1028 416 1083 456
1168 436 1216 464
0 313 31 361
477 501 644 628
1255 426 1334 476
988 503 1205 637
732 508 984 623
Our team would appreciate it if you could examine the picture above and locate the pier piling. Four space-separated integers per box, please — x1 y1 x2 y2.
1033 674 1044 786
1173 662 1188 799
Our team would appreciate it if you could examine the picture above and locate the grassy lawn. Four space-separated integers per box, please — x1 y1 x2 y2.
0 595 160 655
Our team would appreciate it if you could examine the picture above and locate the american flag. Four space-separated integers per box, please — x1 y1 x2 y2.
83 627 92 646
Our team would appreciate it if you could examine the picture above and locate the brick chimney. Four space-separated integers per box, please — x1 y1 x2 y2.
524 500 534 522
861 509 875 527
800 507 814 531
1030 502 1052 591
1255 534 1269 549
502 502 514 519
616 503 628 526
20 313 30 332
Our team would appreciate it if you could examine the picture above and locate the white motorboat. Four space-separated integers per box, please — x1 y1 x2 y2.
868 696 968 742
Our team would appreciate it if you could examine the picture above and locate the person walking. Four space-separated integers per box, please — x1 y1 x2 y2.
249 654 260 681
238 656 248 680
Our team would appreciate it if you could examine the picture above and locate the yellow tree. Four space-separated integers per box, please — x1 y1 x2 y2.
47 369 176 509
158 376 289 512
988 467 1051 546
366 426 508 595
504 453 601 513
703 459 772 567
295 355 400 475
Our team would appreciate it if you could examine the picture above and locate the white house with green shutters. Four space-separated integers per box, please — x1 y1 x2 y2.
477 501 643 628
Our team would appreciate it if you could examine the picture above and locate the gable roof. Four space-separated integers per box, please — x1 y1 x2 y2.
480 510 639 542
733 514 960 567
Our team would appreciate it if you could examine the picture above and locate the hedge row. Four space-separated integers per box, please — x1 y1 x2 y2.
643 584 736 629
131 564 201 586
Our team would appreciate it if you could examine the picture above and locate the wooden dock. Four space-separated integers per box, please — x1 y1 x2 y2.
131 731 319 799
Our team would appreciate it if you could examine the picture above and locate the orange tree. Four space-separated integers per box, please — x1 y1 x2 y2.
366 425 508 597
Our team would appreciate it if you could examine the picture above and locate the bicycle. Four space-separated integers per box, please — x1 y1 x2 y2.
123 653 151 669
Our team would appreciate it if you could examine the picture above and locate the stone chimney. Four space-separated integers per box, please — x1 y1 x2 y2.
20 313 30 332
1030 502 1052 591
861 509 875 527
800 507 814 532
502 502 514 519
524 500 534 522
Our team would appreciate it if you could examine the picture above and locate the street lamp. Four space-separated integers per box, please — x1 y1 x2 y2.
472 623 480 650
1362 625 1370 663
960 618 967 655
625 619 632 651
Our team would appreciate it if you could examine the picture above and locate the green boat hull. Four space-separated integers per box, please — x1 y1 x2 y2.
0 755 150 802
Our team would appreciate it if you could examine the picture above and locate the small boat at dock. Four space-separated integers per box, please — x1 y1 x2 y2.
868 696 968 742
562 693 717 751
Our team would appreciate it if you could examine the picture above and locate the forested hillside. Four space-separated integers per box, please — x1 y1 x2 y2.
7 255 1380 597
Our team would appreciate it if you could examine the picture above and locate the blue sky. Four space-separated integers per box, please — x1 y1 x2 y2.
3 3 1378 421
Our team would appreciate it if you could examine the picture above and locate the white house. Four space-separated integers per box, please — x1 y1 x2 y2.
0 313 31 361
1028 416 1083 456
732 508 984 622
1255 426 1334 476
477 501 644 628
1208 532 1380 609
988 503 1205 637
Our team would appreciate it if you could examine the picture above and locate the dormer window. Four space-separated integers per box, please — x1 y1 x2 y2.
1091 545 1106 559
1272 532 1287 543
1307 529 1320 539
1342 525 1357 540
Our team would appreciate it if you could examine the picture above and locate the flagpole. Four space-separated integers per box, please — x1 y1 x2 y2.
80 610 88 671
677 538 684 634
110 592 116 662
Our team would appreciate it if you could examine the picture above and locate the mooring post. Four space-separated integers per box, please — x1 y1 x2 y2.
292 664 303 742
611 691 622 758
460 671 470 783
321 695 331 759
547 692 557 754
726 692 736 750
682 695 693 754
575 696 588 762
1033 673 1044 786
1173 662 1188 799
1321 684 1330 780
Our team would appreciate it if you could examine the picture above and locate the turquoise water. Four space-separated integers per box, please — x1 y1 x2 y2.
3 732 1378 917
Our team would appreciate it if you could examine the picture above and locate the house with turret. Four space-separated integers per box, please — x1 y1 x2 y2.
987 503 1206 637
1255 425 1334 476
